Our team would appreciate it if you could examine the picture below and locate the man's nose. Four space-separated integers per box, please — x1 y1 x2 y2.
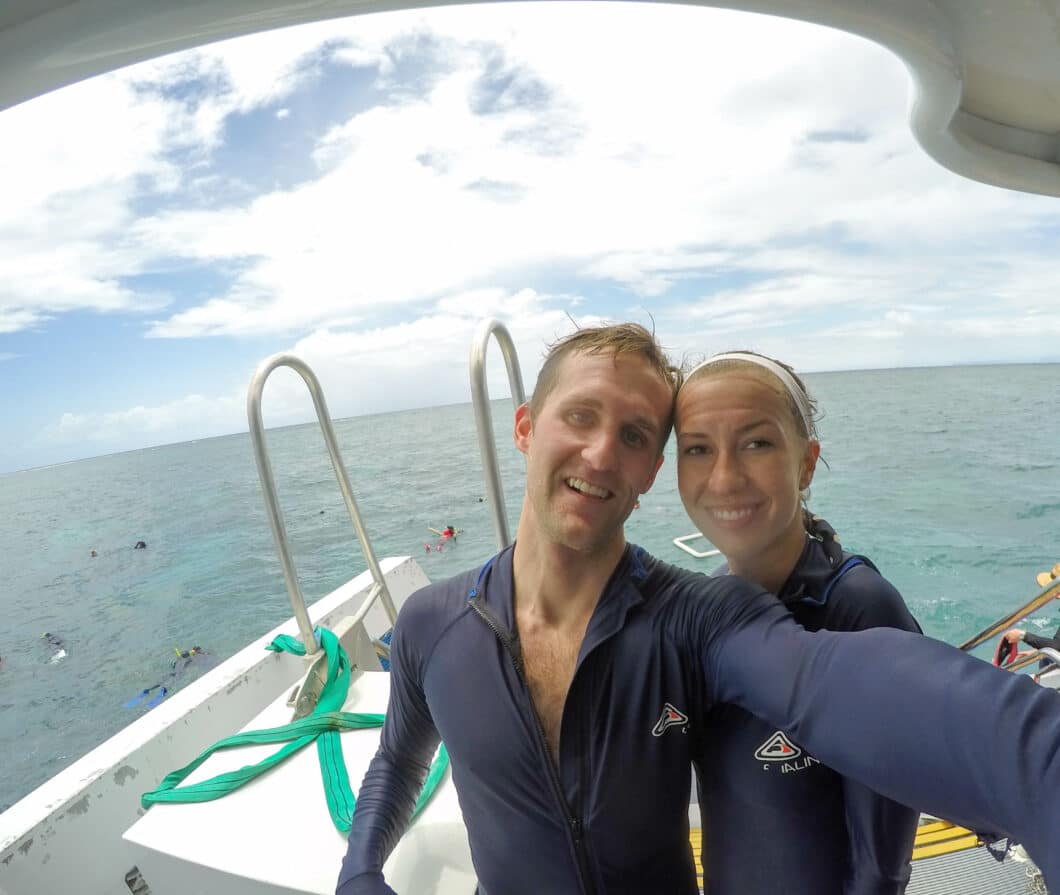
582 429 620 471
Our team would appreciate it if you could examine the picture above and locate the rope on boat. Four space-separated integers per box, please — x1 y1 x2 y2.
140 626 448 832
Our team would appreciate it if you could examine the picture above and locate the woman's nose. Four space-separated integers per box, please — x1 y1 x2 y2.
709 450 745 492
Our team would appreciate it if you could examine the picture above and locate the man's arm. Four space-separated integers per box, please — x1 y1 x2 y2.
696 588 1060 887
827 569 921 895
336 608 441 895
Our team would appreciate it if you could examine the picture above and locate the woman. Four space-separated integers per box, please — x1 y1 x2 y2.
675 351 921 895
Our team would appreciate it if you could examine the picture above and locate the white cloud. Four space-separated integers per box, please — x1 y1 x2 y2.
5 3 1060 471
41 392 244 449
125 4 1059 342
7 4 1060 345
32 288 577 454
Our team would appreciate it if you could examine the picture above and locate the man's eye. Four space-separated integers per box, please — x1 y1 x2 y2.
622 428 646 447
569 410 592 425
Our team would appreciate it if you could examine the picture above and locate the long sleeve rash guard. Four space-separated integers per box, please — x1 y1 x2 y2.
337 544 1060 895
700 518 922 895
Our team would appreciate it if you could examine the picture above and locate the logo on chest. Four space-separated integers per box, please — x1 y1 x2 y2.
755 731 821 774
651 702 689 736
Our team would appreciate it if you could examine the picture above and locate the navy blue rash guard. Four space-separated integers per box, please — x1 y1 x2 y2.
337 544 1060 895
699 517 922 895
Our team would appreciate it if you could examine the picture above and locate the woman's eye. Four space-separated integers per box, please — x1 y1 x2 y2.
682 444 707 456
568 410 591 425
745 439 772 450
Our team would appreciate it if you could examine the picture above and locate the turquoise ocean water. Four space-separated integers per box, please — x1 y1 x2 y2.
1 363 1058 811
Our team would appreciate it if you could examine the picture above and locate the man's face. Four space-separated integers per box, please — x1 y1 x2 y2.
515 351 671 556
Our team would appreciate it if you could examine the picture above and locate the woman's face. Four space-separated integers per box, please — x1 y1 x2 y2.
675 370 819 580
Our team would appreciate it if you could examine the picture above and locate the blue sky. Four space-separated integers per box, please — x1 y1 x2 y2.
1 3 1059 474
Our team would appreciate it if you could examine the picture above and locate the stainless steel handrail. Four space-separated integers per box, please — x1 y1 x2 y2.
247 353 397 656
469 319 526 551
1004 646 1060 676
1039 647 1060 675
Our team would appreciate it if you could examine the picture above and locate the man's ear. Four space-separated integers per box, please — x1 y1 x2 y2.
800 440 821 491
514 403 533 456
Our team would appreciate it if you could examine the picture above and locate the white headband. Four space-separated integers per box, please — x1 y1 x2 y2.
684 352 814 437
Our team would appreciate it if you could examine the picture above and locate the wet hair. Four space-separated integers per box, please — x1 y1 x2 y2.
681 350 819 441
529 322 682 451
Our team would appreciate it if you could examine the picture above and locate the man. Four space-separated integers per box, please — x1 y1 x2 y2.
337 323 1060 895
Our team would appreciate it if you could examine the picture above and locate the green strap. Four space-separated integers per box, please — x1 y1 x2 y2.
141 627 449 833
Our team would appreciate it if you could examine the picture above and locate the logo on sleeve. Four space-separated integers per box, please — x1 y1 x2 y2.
651 702 689 736
754 731 802 761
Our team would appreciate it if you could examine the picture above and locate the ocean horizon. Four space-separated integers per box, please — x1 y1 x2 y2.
1 361 1058 811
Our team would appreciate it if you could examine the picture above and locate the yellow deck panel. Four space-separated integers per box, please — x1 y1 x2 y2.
686 818 981 884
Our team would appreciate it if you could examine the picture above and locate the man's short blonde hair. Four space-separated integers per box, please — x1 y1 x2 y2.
529 323 682 452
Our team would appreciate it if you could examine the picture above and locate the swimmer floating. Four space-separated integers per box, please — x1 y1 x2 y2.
42 632 67 663
427 525 460 551
124 646 210 709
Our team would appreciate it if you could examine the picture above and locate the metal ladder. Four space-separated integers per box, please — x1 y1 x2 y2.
247 353 397 656
469 318 527 551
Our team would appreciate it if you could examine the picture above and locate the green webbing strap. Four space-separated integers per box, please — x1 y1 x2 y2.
141 627 449 833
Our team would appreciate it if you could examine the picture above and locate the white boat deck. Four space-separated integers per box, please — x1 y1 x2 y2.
124 668 476 895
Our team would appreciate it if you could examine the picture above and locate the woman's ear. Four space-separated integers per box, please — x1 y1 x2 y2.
800 440 821 491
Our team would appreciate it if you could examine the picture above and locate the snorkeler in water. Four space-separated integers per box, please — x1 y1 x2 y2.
171 646 207 675
42 632 68 664
125 646 213 709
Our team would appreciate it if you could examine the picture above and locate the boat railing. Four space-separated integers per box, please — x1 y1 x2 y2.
1002 646 1060 676
469 318 526 551
247 352 397 656
958 574 1060 652
1039 647 1060 675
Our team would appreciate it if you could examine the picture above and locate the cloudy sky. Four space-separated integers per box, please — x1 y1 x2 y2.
1 3 1058 473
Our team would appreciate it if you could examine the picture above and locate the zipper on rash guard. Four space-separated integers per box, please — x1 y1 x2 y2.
469 596 597 895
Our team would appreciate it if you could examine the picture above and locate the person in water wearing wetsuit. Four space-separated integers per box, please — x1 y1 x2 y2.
337 323 1060 895
125 646 213 709
171 646 207 674
676 351 921 895
42 631 67 663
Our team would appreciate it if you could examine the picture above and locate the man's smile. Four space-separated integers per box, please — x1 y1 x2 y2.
565 477 613 499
